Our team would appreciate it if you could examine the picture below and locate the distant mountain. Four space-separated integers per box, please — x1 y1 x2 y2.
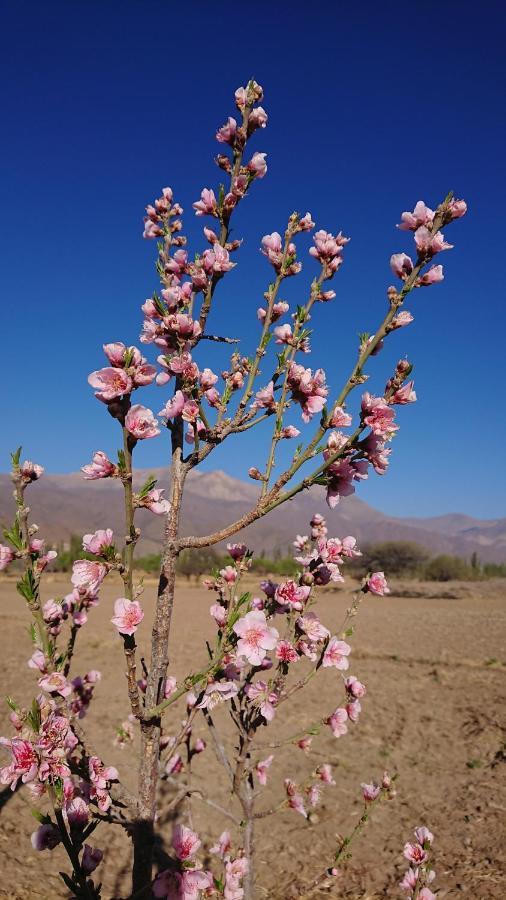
0 468 504 562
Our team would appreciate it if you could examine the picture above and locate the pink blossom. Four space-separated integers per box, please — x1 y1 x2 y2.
0 738 38 789
0 544 14 571
420 264 444 285
159 390 185 421
275 640 299 663
414 826 434 845
111 598 144 635
251 381 276 411
361 393 398 437
322 637 351 669
193 187 218 217
284 779 307 818
391 310 414 329
281 425 300 439
447 197 467 220
309 229 349 270
390 381 417 404
327 707 348 738
255 754 274 785
227 542 248 560
210 830 232 858
390 252 414 280
248 151 267 178
20 460 44 481
233 610 279 666
28 649 47 672
403 842 428 865
139 488 171 515
66 796 90 829
172 824 201 860
397 200 434 231
216 116 237 144
287 362 328 422
197 681 238 710
31 823 61 851
199 367 218 390
82 450 117 479
346 699 361 722
38 672 72 697
274 323 293 345
366 572 390 596
418 890 436 900
316 764 335 785
275 580 311 611
220 565 237 584
361 781 381 802
165 754 183 775
329 406 352 428
82 529 114 555
297 612 329 642
82 844 103 874
71 560 107 594
399 868 419 892
248 106 268 131
414 226 453 256
210 603 227 627
345 676 366 698
88 367 132 401
125 404 160 439
244 680 278 721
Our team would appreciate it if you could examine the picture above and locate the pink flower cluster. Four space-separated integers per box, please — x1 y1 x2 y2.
400 826 436 900
391 197 466 288
88 342 156 401
287 362 328 422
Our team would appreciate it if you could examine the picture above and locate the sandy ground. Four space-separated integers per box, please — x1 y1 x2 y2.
0 573 505 899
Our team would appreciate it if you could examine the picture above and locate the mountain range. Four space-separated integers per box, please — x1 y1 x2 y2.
1 468 505 562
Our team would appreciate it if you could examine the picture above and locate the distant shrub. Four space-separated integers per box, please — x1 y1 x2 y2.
424 554 474 581
356 541 429 576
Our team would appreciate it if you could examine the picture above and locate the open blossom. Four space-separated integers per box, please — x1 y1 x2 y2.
397 200 434 231
244 680 278 721
284 779 307 818
345 675 366 698
172 824 201 861
38 672 72 697
414 225 453 256
329 406 352 428
20 460 44 481
322 637 351 669
0 544 14 570
159 390 185 421
82 529 114 555
125 404 160 439
420 264 444 285
309 229 349 270
233 610 279 666
275 580 311 611
327 707 348 738
403 842 428 865
361 781 381 802
193 187 218 216
255 754 274 785
316 764 335 785
0 738 38 789
197 681 238 711
366 571 390 595
251 381 276 412
362 393 398 437
390 381 417 405
216 116 237 144
210 830 232 859
297 612 329 642
275 639 299 663
248 151 267 178
111 598 144 635
391 310 414 329
414 826 434 845
88 366 132 400
138 487 171 515
71 559 107 594
82 450 117 479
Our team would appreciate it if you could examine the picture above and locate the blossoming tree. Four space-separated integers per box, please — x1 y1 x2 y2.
0 80 466 899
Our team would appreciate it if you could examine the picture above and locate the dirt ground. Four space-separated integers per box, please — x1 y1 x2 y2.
0 573 505 899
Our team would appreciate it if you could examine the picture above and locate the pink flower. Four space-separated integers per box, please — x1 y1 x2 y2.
390 252 414 280
210 830 232 858
322 637 351 669
82 529 114 555
233 610 279 666
345 676 366 698
419 890 436 900
390 381 417 405
361 781 381 802
275 640 299 663
391 310 414 329
248 151 267 178
172 824 201 860
139 488 171 515
89 756 118 788
28 649 47 672
284 780 307 818
397 200 434 231
71 560 107 594
210 603 227 627
297 612 330 642
82 450 117 479
414 826 434 845
309 229 349 269
420 264 444 285
111 598 144 635
414 226 453 256
316 764 335 785
193 188 218 217
38 672 72 697
216 116 237 144
327 707 348 738
275 580 311 611
88 367 132 401
227 542 248 560
0 738 38 789
197 681 238 710
366 572 390 596
361 393 398 437
255 754 274 785
281 425 300 439
220 565 237 584
31 823 61 851
251 381 276 411
125 405 160 439
81 844 103 874
20 460 44 481
0 544 14 571
346 699 361 722
403 842 428 865
244 680 278 721
447 197 467 220
66 796 90 829
159 390 185 421
329 406 352 428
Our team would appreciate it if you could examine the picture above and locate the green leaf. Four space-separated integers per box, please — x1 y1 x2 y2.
10 447 22 468
4 518 24 550
138 475 158 499
31 809 51 824
117 449 126 471
17 569 37 602
5 696 19 711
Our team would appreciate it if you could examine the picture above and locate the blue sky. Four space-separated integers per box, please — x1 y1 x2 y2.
1 0 505 519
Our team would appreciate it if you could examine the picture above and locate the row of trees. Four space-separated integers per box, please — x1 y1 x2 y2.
44 537 505 582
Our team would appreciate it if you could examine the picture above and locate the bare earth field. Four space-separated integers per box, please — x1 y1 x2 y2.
0 574 505 899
